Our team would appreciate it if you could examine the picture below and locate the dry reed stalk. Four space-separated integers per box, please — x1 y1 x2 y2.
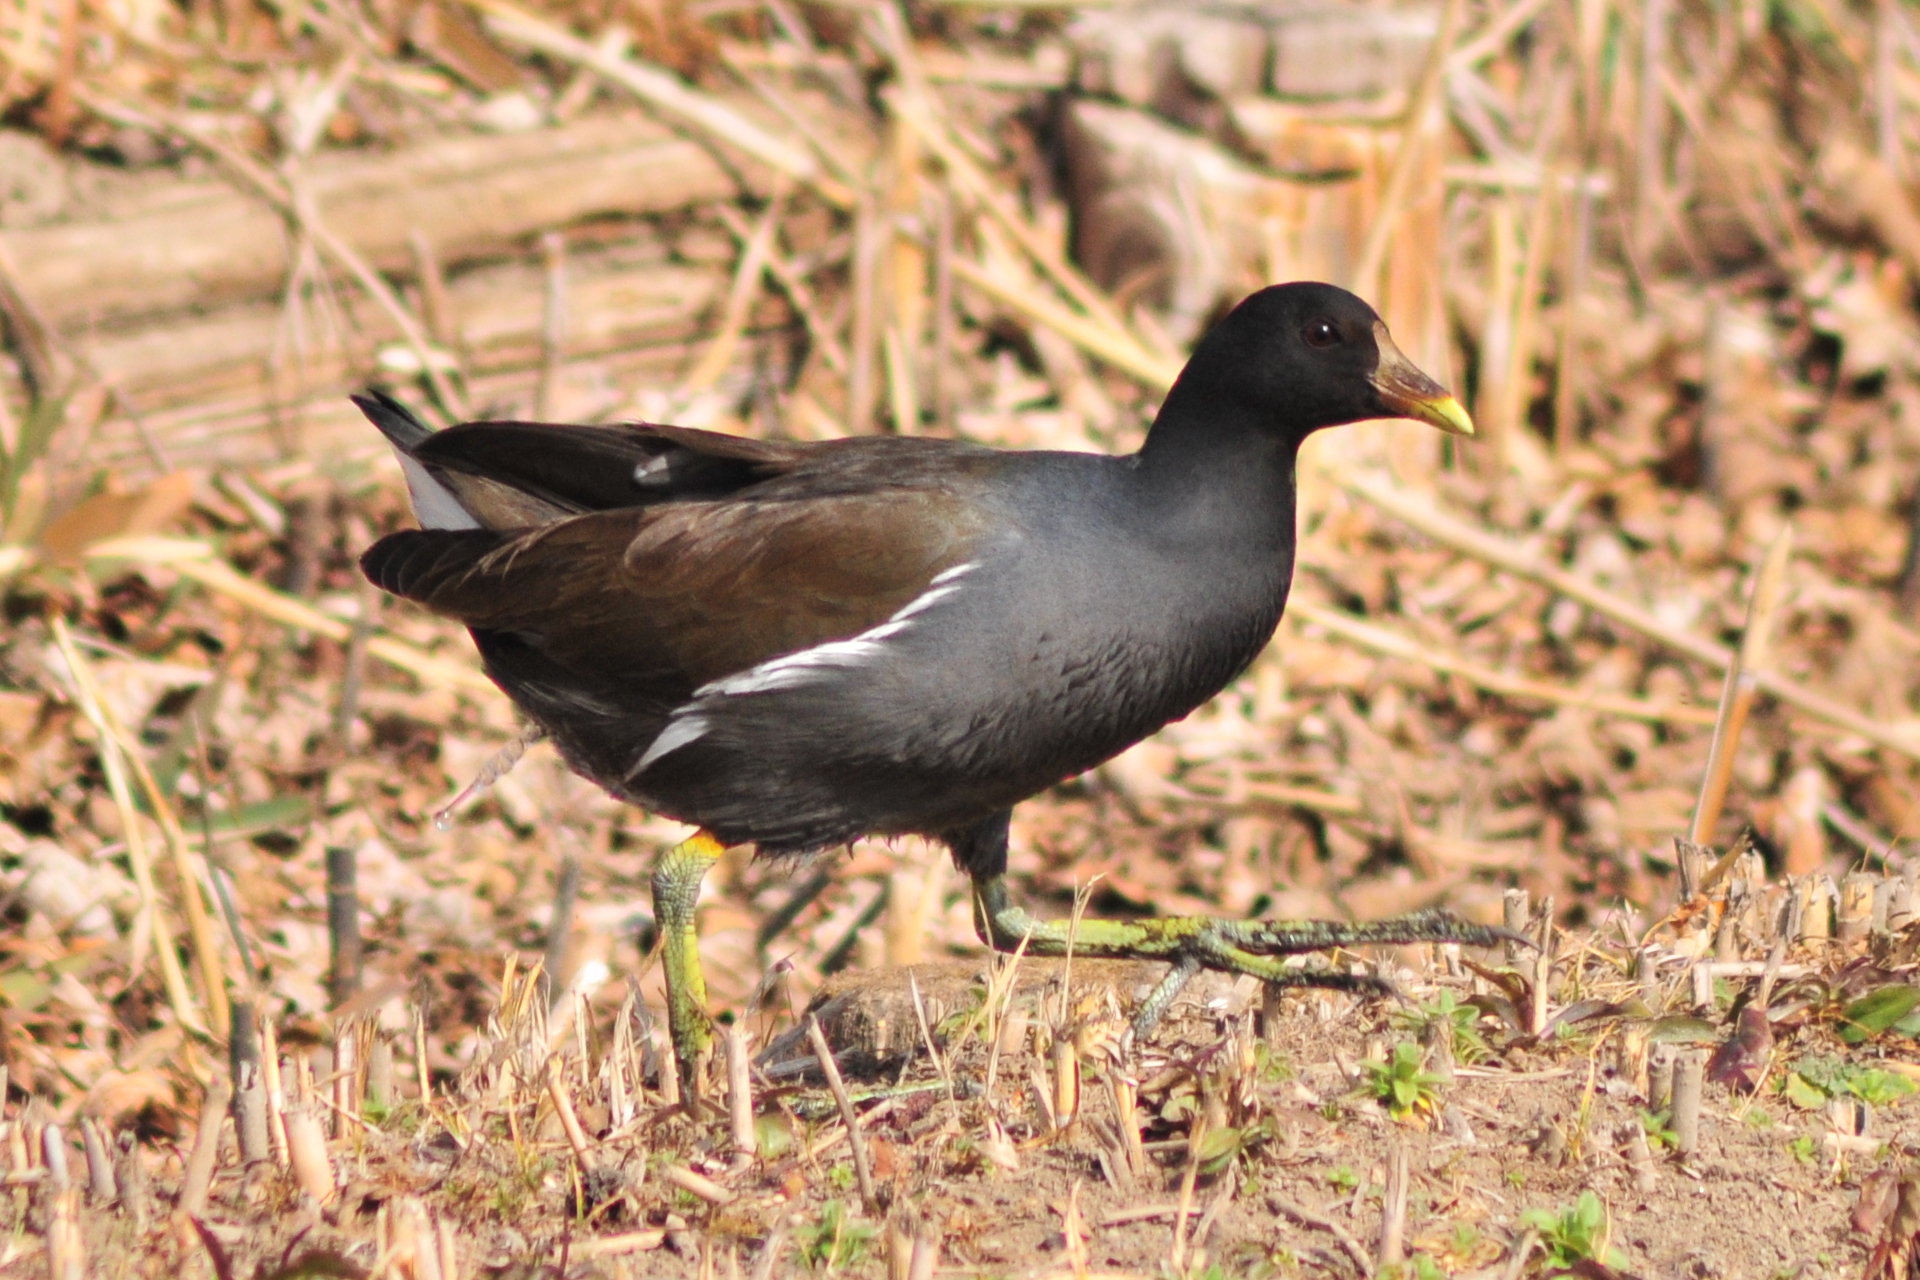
1350 0 1466 299
1634 0 1671 254
1377 1143 1411 1269
1477 197 1521 458
726 1023 756 1159
931 191 956 432
1671 1048 1705 1155
327 846 361 1010
947 255 1181 389
885 109 927 432
79 1117 114 1204
542 855 581 1010
283 1104 335 1203
892 90 1164 364
175 1077 231 1220
545 1069 593 1167
78 89 471 420
470 0 852 208
570 1230 669 1259
1553 174 1595 453
230 1001 270 1165
662 1164 735 1206
714 203 848 375
806 1015 877 1208
1690 526 1794 845
1290 600 1718 725
83 537 497 695
410 230 454 347
54 616 233 1033
1168 1116 1206 1273
1051 1036 1080 1131
48 616 205 1037
685 187 787 395
535 231 567 420
850 192 882 433
45 1184 83 1280
1336 474 1919 760
261 1018 289 1165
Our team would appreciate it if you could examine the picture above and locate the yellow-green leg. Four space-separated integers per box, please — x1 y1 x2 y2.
652 830 726 1097
969 873 1522 1038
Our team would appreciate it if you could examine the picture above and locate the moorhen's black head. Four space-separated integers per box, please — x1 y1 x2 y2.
1147 282 1473 453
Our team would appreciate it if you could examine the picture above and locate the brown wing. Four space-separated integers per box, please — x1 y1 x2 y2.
361 484 993 690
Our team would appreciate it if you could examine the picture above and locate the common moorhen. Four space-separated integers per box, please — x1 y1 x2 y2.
359 281 1498 1087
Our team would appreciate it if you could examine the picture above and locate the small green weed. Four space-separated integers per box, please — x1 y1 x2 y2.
1783 1056 1917 1109
1391 991 1489 1064
1520 1191 1625 1271
1362 1042 1445 1121
796 1200 876 1271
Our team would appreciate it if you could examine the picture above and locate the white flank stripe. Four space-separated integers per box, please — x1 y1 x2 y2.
694 562 978 699
632 714 711 774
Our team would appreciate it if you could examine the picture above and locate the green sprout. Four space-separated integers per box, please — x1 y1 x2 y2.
1362 1042 1445 1121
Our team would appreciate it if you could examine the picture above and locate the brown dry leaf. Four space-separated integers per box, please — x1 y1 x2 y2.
38 472 194 562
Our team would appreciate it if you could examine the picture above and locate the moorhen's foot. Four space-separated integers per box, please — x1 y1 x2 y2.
970 875 1524 1040
651 830 726 1097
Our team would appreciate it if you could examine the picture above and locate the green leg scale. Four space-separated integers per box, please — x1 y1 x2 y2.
970 873 1521 1040
651 830 725 1097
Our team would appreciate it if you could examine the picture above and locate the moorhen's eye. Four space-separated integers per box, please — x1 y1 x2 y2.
1303 319 1341 349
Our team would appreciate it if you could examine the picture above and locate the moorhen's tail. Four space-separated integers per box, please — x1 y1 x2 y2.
352 390 436 452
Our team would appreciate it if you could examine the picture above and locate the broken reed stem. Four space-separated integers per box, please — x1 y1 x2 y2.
1335 474 1918 760
546 1069 594 1168
48 616 206 1038
1377 1143 1411 1269
805 1015 877 1208
284 1104 335 1203
726 1023 756 1159
1168 1117 1206 1274
1671 1048 1705 1156
80 1118 116 1205
262 1018 290 1166
230 1000 271 1165
176 1077 231 1220
1269 1193 1374 1273
542 855 581 1010
326 844 361 1008
1690 525 1794 845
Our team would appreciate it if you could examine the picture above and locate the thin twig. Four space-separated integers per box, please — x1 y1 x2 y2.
49 617 207 1039
805 1015 877 1209
1690 526 1794 844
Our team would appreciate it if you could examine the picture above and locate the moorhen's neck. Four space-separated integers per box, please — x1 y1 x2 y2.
1130 380 1307 554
